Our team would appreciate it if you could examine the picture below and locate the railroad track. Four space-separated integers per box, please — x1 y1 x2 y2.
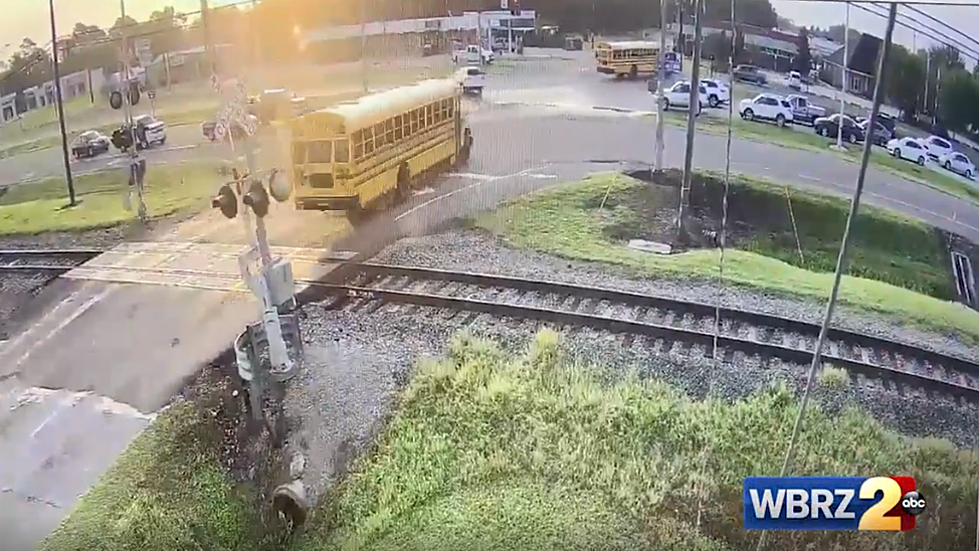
0 249 104 275
316 261 979 399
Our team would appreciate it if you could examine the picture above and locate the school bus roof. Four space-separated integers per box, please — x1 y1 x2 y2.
598 41 660 51
319 79 459 132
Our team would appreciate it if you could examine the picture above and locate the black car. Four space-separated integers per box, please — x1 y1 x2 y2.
733 64 767 85
813 113 864 144
70 130 111 159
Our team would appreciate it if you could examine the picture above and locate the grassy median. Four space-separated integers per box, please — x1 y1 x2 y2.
473 171 979 341
292 330 977 550
0 162 222 235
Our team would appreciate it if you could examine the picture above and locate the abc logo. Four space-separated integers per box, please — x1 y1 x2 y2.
901 491 927 516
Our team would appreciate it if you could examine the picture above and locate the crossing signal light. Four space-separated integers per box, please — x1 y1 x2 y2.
243 179 270 218
267 169 291 203
212 184 238 219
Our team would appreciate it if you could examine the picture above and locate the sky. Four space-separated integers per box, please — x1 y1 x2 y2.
2 0 978 62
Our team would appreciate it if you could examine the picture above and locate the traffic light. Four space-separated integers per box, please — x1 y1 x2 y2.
267 169 291 203
212 184 239 219
243 179 271 218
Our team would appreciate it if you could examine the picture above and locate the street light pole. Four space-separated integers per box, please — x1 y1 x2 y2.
654 0 667 172
49 0 76 206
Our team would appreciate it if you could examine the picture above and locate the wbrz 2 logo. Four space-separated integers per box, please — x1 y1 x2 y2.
743 476 924 531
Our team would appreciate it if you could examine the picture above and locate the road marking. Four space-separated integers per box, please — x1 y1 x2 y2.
395 167 543 222
798 174 823 183
2 287 113 372
447 172 497 181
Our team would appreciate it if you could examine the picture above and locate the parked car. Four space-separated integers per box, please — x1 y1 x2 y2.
738 93 792 127
886 137 927 165
813 113 863 143
654 80 706 115
876 112 897 139
785 70 803 90
456 65 487 95
70 130 111 159
700 79 730 108
918 135 954 161
733 64 767 85
202 114 261 142
859 119 891 147
938 151 975 179
785 95 825 125
111 115 166 152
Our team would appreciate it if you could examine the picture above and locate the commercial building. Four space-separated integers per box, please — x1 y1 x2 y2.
299 10 538 63
822 33 882 97
668 23 800 72
0 69 104 125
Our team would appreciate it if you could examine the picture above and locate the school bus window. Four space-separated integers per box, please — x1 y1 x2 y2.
335 139 349 162
308 140 332 163
291 142 306 164
394 115 404 140
448 101 454 118
426 104 434 126
364 128 375 154
353 130 364 158
410 109 419 133
373 123 384 147
385 119 394 144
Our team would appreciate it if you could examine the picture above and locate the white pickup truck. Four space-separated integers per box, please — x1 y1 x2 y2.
785 95 826 126
452 44 494 65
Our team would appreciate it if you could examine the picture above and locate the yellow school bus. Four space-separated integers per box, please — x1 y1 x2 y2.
594 41 660 79
290 79 473 221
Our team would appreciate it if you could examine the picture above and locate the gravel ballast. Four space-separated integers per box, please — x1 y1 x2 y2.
373 229 979 363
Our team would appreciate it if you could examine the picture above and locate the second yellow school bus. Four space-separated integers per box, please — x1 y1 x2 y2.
290 78 473 222
594 41 660 79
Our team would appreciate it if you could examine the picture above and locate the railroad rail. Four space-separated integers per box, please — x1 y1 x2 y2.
0 249 104 274
314 261 979 399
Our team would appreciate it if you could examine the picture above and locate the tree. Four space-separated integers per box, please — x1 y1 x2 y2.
886 45 926 121
794 28 811 74
937 69 979 133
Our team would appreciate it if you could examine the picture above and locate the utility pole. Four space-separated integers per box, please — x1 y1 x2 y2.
119 0 146 221
654 0 668 172
835 2 849 150
676 0 703 243
49 0 76 206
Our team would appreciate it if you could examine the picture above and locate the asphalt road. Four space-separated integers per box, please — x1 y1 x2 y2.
3 49 979 548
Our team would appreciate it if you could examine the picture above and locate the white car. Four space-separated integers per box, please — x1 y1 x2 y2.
700 79 730 108
656 81 705 115
886 137 927 166
738 93 793 127
456 66 486 95
938 151 976 179
918 135 954 161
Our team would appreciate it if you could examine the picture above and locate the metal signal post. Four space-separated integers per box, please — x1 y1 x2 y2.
118 0 147 221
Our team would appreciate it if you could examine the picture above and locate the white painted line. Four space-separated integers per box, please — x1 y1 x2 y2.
797 174 823 183
5 287 113 372
447 172 497 181
412 187 437 196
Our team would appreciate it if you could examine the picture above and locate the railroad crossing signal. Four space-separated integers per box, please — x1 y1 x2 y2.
211 167 290 219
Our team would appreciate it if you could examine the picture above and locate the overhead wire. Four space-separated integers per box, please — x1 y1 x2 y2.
853 2 979 59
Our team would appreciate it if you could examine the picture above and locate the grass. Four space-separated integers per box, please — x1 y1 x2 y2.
38 394 267 551
0 162 221 235
473 171 979 341
290 330 979 550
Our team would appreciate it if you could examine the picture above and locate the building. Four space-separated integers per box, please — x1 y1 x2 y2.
0 69 104 125
668 23 799 72
822 33 882 97
300 10 538 63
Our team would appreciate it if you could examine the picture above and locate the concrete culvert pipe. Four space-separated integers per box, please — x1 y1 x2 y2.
272 480 310 530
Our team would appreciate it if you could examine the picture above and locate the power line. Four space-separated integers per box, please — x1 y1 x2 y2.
903 3 979 54
852 2 979 59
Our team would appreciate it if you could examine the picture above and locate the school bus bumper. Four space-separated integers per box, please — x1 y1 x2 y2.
597 66 615 74
295 195 360 211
